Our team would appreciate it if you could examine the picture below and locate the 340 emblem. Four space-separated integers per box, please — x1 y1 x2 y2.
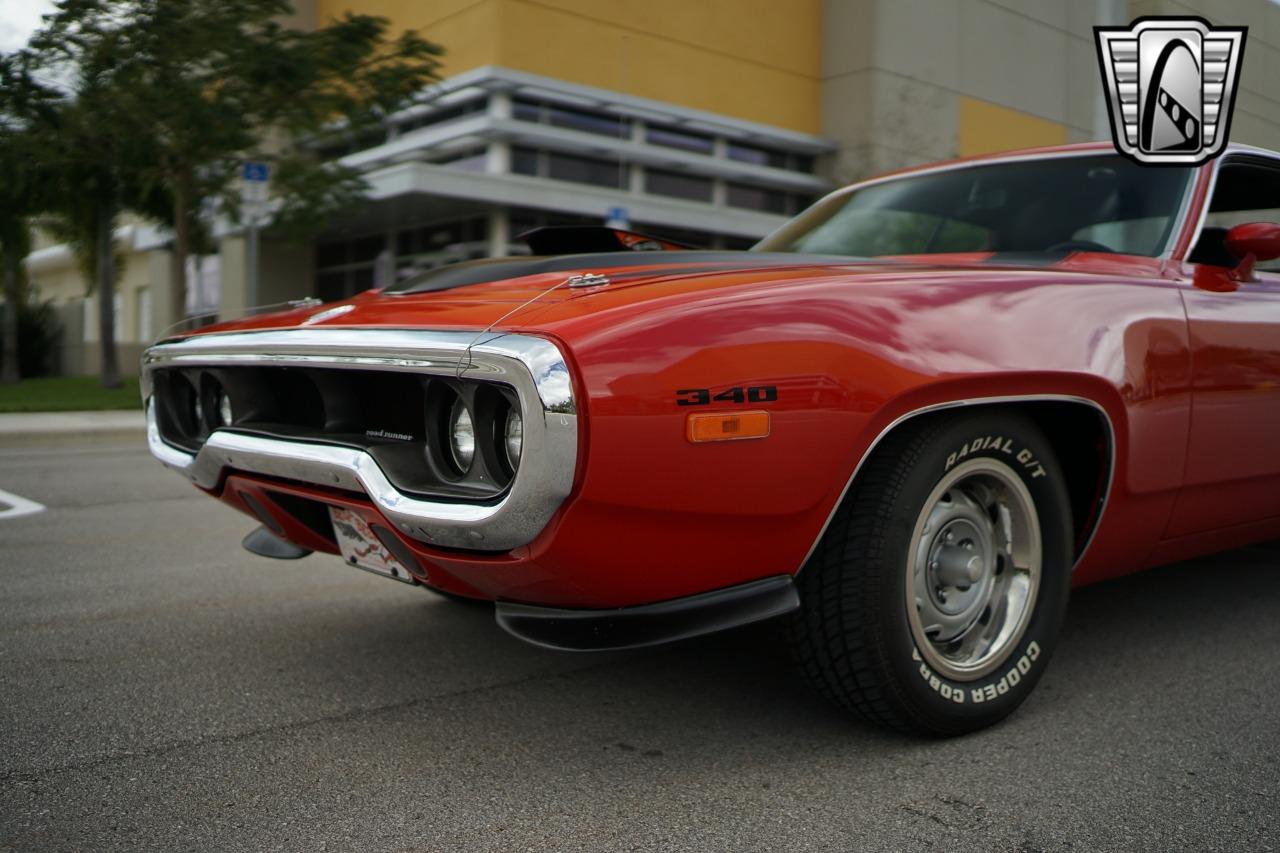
676 386 777 406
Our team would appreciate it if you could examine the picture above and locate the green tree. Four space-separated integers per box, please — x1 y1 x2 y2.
0 59 56 384
0 161 33 385
31 0 443 330
13 23 169 388
0 214 32 385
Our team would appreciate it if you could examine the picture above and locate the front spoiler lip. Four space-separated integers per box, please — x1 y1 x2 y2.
494 575 800 652
141 328 578 552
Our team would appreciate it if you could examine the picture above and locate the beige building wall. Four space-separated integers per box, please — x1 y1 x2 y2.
23 223 162 377
218 236 317 322
822 0 1280 183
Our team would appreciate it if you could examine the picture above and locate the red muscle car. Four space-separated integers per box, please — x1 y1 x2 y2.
142 142 1280 735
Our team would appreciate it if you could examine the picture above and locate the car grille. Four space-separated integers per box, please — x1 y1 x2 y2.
151 364 521 502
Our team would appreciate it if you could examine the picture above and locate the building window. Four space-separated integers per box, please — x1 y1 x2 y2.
393 217 487 275
726 182 788 214
397 97 486 135
726 142 814 173
512 97 542 122
514 146 623 186
314 234 388 267
430 146 487 172
511 97 629 139
512 145 622 185
645 168 713 202
350 235 387 264
316 126 388 160
316 270 349 303
511 146 540 176
396 219 486 256
319 219 489 299
548 152 622 187
315 234 388 302
316 242 347 268
548 104 628 138
645 124 714 154
726 142 785 169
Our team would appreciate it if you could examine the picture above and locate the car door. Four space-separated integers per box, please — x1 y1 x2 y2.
1165 153 1280 538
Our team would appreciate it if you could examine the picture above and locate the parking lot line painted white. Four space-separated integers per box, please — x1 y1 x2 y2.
0 488 46 520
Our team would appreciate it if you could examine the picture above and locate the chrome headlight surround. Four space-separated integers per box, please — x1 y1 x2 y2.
140 328 577 551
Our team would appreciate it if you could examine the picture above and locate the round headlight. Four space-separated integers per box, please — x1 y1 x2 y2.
218 393 233 426
449 398 475 472
504 407 523 469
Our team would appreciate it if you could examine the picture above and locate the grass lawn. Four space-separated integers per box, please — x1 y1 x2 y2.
0 376 143 413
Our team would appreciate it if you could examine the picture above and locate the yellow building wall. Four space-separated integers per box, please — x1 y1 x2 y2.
314 0 822 132
957 97 1068 158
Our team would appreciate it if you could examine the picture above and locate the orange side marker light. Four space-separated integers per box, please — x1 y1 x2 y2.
686 410 771 443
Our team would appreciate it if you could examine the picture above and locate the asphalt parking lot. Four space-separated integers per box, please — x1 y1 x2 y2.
2 436 1278 852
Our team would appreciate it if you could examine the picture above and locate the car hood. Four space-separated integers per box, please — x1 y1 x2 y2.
173 252 862 336
172 250 1159 341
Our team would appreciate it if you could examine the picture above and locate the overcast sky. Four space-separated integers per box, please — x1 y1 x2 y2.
0 0 54 52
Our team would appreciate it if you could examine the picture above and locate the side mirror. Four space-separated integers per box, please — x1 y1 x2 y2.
1225 222 1280 282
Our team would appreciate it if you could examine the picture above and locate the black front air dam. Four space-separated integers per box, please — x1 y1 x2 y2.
241 525 313 560
494 575 800 652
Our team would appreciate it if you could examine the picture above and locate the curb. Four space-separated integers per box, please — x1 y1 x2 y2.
0 429 147 448
0 411 146 448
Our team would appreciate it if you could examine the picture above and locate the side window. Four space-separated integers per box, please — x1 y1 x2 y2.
1190 159 1280 272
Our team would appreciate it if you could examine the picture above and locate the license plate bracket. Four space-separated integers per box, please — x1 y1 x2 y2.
329 506 415 584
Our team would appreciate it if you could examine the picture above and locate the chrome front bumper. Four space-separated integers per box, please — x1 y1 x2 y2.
141 328 578 551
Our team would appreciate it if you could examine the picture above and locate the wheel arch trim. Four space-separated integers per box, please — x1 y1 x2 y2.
796 394 1117 576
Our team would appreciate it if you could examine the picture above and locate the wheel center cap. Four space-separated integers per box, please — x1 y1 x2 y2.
926 518 992 617
934 543 984 587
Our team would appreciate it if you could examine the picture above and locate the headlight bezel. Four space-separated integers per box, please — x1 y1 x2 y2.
447 395 476 474
504 406 523 471
424 379 523 489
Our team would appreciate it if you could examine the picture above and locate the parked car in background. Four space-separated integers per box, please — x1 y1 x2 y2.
142 142 1280 735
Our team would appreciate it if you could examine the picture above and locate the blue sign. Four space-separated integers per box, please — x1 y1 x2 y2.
242 161 270 182
605 206 630 228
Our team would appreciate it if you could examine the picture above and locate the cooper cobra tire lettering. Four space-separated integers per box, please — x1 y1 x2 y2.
968 642 1041 703
913 640 1044 705
913 646 967 703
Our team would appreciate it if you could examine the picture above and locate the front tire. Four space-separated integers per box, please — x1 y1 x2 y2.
789 410 1073 736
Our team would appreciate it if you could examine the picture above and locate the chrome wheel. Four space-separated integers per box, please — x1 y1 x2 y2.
906 457 1042 681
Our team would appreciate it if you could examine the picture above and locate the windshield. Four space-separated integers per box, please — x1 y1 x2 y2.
756 154 1192 258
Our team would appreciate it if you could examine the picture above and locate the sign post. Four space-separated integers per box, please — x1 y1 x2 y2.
241 161 270 310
